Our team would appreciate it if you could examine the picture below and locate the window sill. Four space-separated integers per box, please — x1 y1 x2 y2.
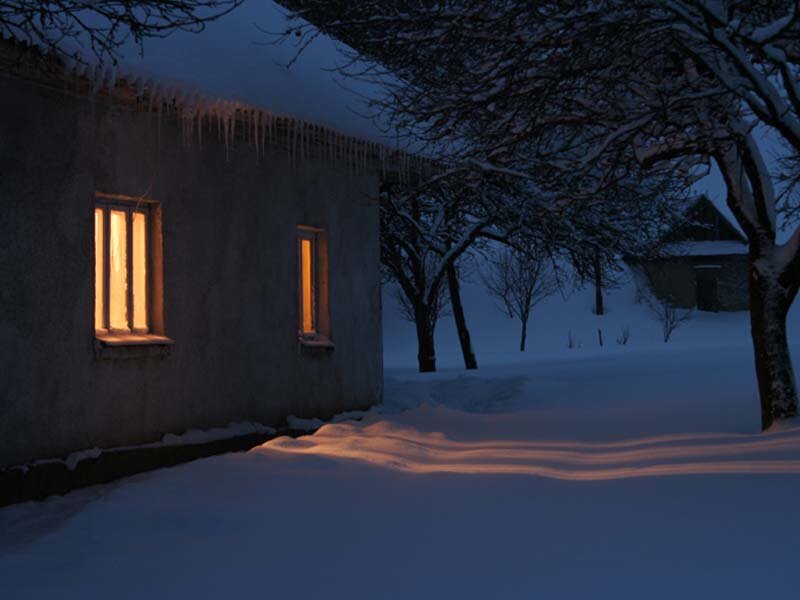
298 336 335 352
94 333 174 360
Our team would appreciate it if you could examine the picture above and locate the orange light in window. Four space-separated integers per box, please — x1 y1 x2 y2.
109 210 128 331
301 238 314 333
94 208 104 331
132 211 147 331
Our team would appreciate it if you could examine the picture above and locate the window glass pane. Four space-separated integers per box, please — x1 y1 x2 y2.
109 210 128 331
132 211 147 331
94 208 104 331
301 238 315 333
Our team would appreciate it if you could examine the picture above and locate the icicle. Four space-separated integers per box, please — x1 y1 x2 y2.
188 108 195 150
90 63 103 94
103 65 115 93
299 121 304 163
253 110 259 164
147 80 156 114
289 118 294 165
197 102 203 152
295 119 301 167
135 77 146 99
304 122 310 161
215 102 222 144
230 104 236 158
222 103 230 161
261 111 268 161
245 109 250 147
267 113 274 152
155 86 163 147
312 125 317 160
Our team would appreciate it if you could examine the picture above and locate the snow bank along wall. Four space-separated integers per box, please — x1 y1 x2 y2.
0 60 389 468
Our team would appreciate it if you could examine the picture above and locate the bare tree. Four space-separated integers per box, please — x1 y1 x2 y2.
380 176 513 372
482 246 558 352
646 294 693 344
571 249 626 317
0 1 242 66
446 259 477 370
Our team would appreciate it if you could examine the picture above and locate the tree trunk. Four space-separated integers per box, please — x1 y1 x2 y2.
749 254 798 430
594 251 604 316
414 307 437 373
447 264 478 370
520 318 528 352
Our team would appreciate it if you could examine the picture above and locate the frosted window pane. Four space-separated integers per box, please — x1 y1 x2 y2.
132 212 147 331
301 238 315 333
109 210 128 331
94 209 104 331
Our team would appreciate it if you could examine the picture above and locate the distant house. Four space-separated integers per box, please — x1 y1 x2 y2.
630 196 750 312
0 36 411 472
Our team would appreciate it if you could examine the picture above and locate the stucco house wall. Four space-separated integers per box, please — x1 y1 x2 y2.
0 74 383 468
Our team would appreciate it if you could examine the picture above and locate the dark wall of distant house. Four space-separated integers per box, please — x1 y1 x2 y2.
0 74 383 468
635 256 749 311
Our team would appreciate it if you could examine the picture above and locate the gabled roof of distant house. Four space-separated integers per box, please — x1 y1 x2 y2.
660 195 748 258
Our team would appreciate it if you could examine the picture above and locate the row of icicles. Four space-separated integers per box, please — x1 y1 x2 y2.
157 95 421 183
63 59 422 183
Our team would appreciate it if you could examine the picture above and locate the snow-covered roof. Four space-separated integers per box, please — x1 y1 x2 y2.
1 1 428 179
108 0 385 142
662 241 749 257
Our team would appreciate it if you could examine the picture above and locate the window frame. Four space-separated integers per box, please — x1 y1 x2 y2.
94 192 166 345
297 225 332 347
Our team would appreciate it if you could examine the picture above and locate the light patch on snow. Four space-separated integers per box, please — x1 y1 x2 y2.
265 417 800 480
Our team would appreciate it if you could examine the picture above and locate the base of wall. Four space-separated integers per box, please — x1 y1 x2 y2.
0 427 316 508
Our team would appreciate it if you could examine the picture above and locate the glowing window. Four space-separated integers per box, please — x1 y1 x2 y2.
94 201 150 335
300 237 315 334
297 227 328 341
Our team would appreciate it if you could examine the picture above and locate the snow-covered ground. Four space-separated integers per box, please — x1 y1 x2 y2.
3 276 800 598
